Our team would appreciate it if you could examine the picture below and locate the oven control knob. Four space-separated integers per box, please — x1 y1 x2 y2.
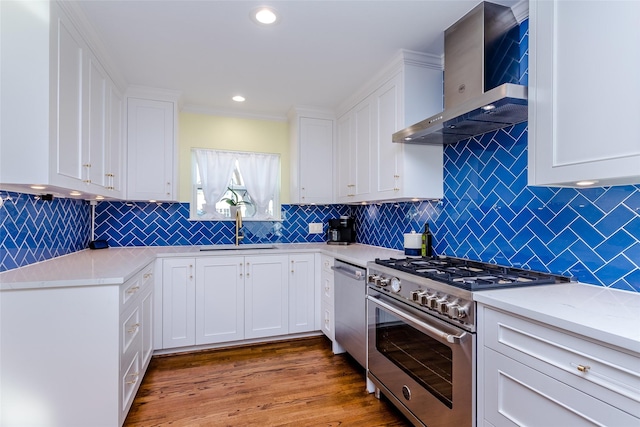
390 277 401 293
410 290 422 302
450 304 469 319
427 295 438 309
379 278 390 287
368 274 379 284
439 299 451 315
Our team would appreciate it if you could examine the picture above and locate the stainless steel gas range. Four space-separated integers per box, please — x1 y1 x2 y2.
366 256 572 427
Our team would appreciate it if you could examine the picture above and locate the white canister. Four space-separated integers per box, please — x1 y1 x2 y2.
404 232 422 256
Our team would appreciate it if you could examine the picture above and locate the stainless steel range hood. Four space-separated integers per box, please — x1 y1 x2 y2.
394 2 527 145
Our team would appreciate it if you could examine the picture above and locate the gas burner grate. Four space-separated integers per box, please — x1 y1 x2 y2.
374 257 571 291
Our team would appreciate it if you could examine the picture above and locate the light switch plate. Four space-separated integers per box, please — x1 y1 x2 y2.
308 223 323 234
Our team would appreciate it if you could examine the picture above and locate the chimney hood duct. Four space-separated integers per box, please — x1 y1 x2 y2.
394 2 527 145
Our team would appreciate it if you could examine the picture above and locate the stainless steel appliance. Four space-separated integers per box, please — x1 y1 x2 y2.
327 217 356 245
333 259 367 367
393 2 527 145
367 256 572 427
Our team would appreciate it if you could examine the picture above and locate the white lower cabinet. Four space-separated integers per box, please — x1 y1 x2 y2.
0 260 154 427
478 304 640 426
319 254 335 341
196 256 245 344
162 258 196 348
160 253 317 350
245 255 290 339
288 253 317 334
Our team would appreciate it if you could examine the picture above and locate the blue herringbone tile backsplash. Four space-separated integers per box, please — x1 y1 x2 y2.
94 203 350 247
1 18 638 290
352 123 640 292
0 191 90 271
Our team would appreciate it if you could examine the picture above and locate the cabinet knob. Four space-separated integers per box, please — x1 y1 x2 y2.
83 180 92 184
126 285 140 295
83 163 91 168
577 365 590 373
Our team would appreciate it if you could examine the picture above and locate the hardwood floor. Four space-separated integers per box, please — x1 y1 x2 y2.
124 336 410 426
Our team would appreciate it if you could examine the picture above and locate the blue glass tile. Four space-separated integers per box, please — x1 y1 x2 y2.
595 205 635 236
595 186 635 213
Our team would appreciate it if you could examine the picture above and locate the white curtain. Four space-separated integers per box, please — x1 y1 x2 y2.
236 152 280 220
195 149 236 219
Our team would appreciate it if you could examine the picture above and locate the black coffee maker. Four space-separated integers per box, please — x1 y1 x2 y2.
327 217 356 245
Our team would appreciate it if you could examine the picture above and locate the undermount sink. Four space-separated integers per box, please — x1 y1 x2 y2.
199 244 278 251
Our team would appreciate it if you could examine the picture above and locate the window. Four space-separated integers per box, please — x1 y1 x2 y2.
191 149 281 221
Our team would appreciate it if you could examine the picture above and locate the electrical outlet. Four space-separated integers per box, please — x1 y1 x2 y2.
308 223 323 234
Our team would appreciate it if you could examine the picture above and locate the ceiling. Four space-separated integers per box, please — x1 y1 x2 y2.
77 0 522 120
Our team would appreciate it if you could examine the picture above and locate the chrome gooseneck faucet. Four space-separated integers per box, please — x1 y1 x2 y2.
235 208 244 246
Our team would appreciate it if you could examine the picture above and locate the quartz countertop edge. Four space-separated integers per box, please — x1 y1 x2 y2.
0 244 404 291
474 283 640 354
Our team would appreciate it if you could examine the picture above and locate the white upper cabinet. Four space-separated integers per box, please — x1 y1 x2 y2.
528 0 640 187
336 50 443 203
0 1 125 199
126 90 179 202
289 110 335 204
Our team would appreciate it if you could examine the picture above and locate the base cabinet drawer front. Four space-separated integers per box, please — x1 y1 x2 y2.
484 309 640 417
483 348 638 427
483 307 640 416
120 352 142 424
321 303 335 341
321 268 334 302
121 306 141 360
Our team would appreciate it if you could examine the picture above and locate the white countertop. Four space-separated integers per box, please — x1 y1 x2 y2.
474 283 640 353
0 243 403 291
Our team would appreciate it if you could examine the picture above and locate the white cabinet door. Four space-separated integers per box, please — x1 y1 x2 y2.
85 56 109 191
354 97 372 199
336 113 355 201
374 76 401 197
336 97 373 203
294 116 334 204
244 255 289 339
528 0 640 187
127 97 176 201
106 85 124 197
54 7 85 185
288 253 316 334
162 258 195 348
195 257 245 345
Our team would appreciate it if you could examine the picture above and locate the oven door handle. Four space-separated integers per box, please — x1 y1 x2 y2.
369 295 468 345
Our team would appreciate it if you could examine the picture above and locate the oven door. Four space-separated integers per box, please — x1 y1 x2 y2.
367 289 475 427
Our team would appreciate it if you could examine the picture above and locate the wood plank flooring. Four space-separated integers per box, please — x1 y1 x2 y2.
124 336 410 426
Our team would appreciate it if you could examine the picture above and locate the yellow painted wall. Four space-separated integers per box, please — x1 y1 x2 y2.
178 112 290 203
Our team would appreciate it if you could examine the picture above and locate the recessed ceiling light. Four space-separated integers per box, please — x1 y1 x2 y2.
253 7 278 25
232 95 246 102
30 185 46 190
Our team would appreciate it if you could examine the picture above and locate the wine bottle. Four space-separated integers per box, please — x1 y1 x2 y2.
421 222 432 257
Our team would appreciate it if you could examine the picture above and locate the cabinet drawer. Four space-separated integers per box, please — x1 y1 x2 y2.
121 275 142 308
321 302 334 341
483 348 638 426
121 261 154 309
321 255 334 274
121 306 141 359
483 307 640 416
121 351 141 421
320 270 334 302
